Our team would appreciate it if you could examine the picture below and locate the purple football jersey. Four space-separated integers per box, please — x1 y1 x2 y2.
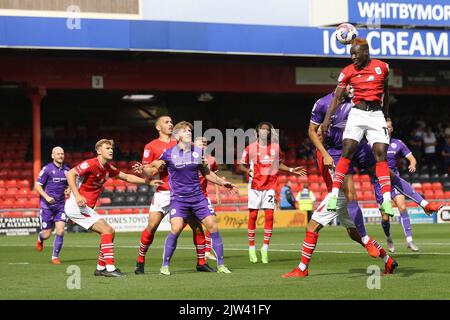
36 162 70 208
310 93 353 155
160 144 205 201
387 138 412 174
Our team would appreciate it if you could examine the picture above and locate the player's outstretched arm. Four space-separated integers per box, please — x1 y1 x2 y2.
308 122 334 168
65 168 87 207
132 160 164 178
200 165 238 193
279 163 307 176
321 86 345 135
117 171 163 186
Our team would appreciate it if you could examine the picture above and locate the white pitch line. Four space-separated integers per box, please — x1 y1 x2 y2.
1 243 450 256
7 262 29 265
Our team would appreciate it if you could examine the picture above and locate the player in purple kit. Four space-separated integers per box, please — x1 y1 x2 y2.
373 119 443 252
159 121 238 275
34 147 70 264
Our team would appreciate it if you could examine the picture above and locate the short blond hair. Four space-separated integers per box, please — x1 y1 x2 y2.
95 139 114 151
173 121 193 135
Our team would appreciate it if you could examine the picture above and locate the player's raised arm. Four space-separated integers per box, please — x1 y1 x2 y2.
279 162 306 176
65 168 87 207
321 86 345 136
199 165 238 193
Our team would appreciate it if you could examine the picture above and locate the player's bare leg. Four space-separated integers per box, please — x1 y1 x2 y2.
51 221 65 264
327 138 358 210
187 217 216 272
91 219 124 277
160 217 185 276
202 215 231 274
372 142 393 216
135 211 164 274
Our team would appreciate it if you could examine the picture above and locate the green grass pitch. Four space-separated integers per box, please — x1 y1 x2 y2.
1 224 450 300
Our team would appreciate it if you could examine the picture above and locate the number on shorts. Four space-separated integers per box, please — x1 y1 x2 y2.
383 127 388 136
268 195 275 204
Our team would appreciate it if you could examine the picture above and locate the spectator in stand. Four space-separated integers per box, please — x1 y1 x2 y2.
296 183 316 223
296 137 314 159
442 135 450 174
408 128 424 164
423 126 438 166
280 180 296 210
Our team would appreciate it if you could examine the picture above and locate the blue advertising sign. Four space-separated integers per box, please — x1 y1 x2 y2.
407 207 436 224
0 16 448 60
348 0 450 27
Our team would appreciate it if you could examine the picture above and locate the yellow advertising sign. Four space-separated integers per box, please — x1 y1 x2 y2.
215 211 307 229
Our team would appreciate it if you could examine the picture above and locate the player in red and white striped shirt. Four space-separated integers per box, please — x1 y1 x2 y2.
239 122 305 264
65 139 161 277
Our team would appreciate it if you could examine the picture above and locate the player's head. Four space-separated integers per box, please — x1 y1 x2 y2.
155 116 173 136
51 146 64 165
256 121 277 143
173 121 193 143
95 139 114 161
386 117 393 137
350 38 370 69
194 136 208 149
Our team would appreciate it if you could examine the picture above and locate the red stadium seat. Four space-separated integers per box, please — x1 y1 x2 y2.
363 191 375 201
108 209 122 214
363 203 379 208
361 182 372 190
214 206 234 212
5 180 18 188
359 175 370 182
432 182 443 191
421 183 432 190
424 190 435 199
120 208 133 214
115 185 126 193
126 184 138 192
434 190 444 199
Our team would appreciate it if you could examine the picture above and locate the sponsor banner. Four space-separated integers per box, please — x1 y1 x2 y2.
437 206 450 223
216 210 307 229
362 207 400 225
0 217 40 236
349 0 450 27
101 214 171 232
0 16 448 59
362 207 436 224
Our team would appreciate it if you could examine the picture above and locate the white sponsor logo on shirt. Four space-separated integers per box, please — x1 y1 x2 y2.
366 75 375 81
143 149 150 158
390 142 397 149
338 72 345 82
80 162 89 170
192 152 199 159
170 208 177 216
375 67 382 75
